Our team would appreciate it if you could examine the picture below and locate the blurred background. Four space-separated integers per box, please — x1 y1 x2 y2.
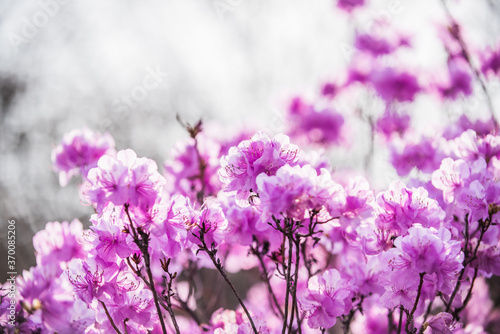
1 0 500 281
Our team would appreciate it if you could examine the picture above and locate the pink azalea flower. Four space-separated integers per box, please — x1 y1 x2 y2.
380 225 463 295
452 130 500 164
427 312 462 334
164 134 222 200
256 164 342 221
375 110 410 138
299 269 353 329
375 181 445 235
337 0 365 13
219 132 301 206
207 308 270 334
379 269 420 310
438 56 473 100
355 25 410 57
88 208 137 262
17 267 76 332
286 98 346 146
480 42 500 77
96 287 155 333
33 219 87 274
369 67 421 102
149 195 192 258
390 137 443 176
432 158 471 204
86 149 166 211
51 128 115 186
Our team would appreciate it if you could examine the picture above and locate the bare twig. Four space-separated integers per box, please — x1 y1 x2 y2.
124 204 168 334
250 241 284 319
99 300 122 334
193 221 258 334
440 0 499 128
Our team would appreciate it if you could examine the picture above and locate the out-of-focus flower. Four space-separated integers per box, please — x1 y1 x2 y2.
337 0 365 13
51 128 115 186
17 267 81 332
286 97 346 146
438 56 473 100
33 219 87 274
480 43 500 77
390 136 444 176
206 308 270 334
427 312 461 334
355 28 410 56
370 67 420 102
351 303 395 334
375 110 410 138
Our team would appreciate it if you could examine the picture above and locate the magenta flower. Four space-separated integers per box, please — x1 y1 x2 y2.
427 312 461 334
194 200 229 248
86 149 166 211
299 269 353 329
207 308 270 334
88 208 137 262
452 130 500 164
443 115 497 139
51 128 115 186
66 258 106 304
147 195 194 259
381 225 463 294
17 267 78 332
456 180 489 223
33 219 87 274
390 136 443 176
286 98 345 146
339 249 383 296
379 269 420 310
375 110 410 138
480 43 500 77
355 28 410 56
95 287 155 333
220 193 283 252
351 304 394 334
375 181 445 235
256 164 342 221
220 194 260 246
338 176 375 228
164 134 222 200
370 67 420 102
219 132 301 206
476 243 500 277
66 256 139 306
337 0 365 13
438 56 473 100
431 158 471 203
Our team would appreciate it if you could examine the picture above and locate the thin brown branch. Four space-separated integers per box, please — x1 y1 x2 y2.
99 300 122 334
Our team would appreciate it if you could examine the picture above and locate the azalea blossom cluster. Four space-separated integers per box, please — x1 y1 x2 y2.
3 1 500 334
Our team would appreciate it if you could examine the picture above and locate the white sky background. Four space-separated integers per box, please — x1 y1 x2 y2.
0 0 500 273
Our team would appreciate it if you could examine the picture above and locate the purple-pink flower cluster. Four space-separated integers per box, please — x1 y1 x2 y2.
4 3 500 333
